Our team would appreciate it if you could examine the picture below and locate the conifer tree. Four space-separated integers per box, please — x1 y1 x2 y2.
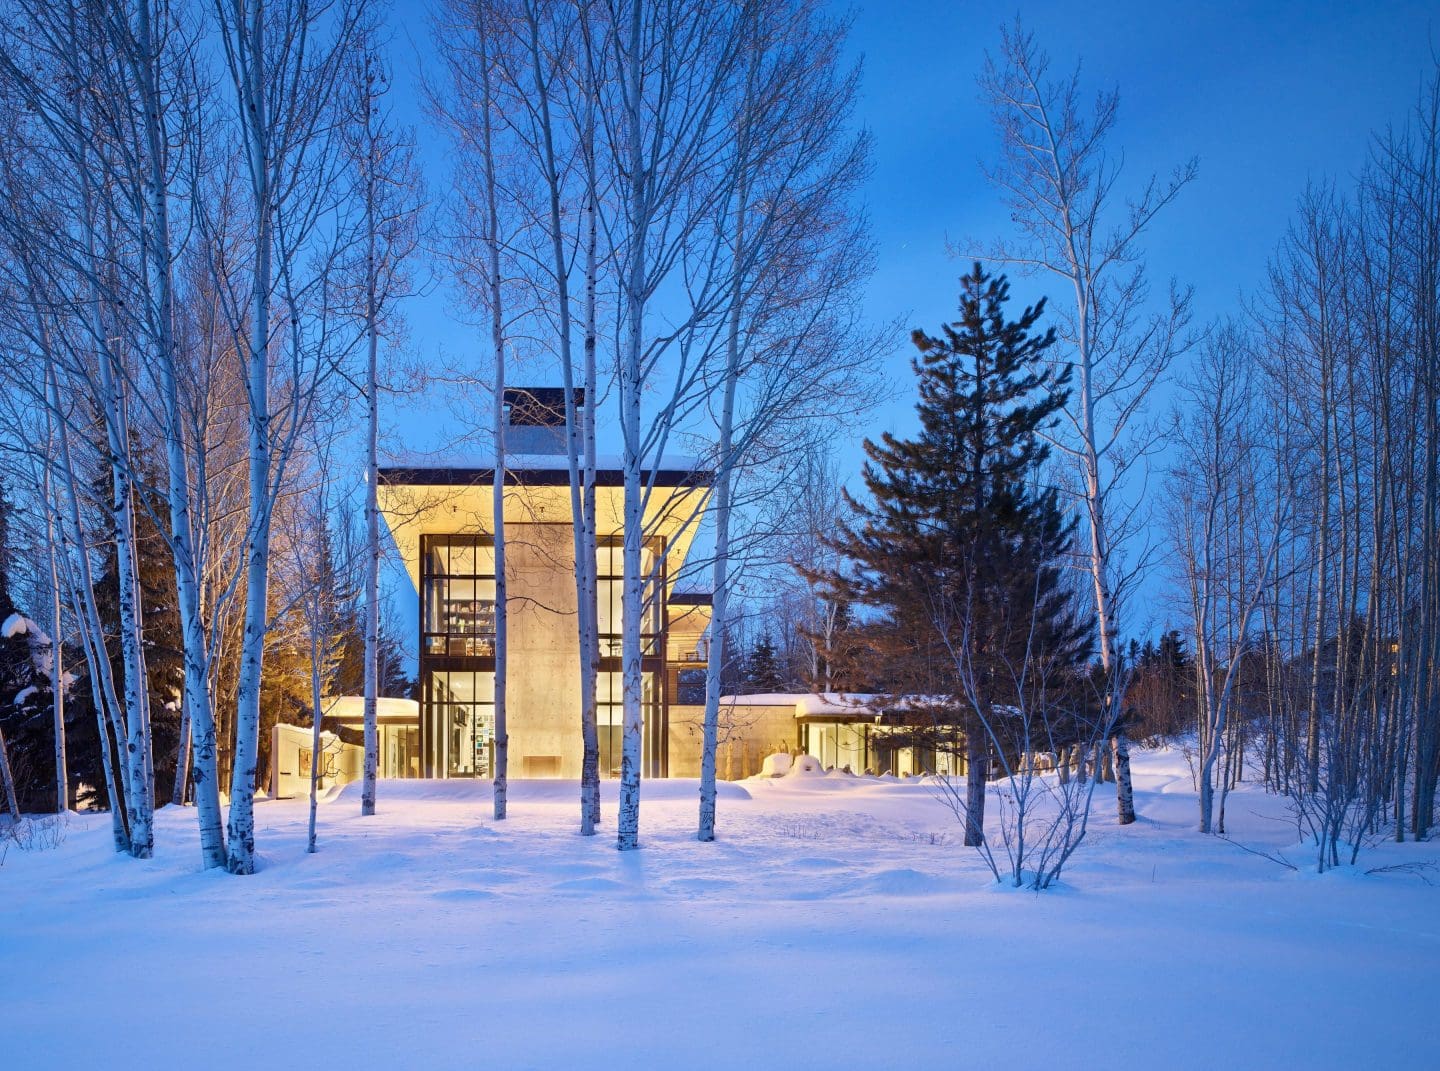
743 632 786 694
826 263 1092 844
0 473 54 815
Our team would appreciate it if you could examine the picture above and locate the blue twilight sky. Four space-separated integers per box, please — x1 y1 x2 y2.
377 0 1438 642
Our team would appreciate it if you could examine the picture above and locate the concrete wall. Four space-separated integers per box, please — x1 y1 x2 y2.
506 522 585 778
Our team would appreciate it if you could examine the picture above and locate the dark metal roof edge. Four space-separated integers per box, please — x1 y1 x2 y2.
669 591 713 606
379 466 713 489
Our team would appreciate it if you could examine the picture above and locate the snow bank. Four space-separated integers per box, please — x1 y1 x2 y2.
759 751 791 777
3 746 1438 1071
332 776 752 805
783 754 825 777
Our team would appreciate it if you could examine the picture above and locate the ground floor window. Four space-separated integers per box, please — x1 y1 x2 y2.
381 724 421 778
597 669 659 778
424 669 496 777
807 723 871 774
802 723 963 777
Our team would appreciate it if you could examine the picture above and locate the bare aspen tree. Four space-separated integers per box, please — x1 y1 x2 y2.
600 0 748 851
1168 326 1290 833
696 0 873 842
339 15 422 819
489 0 604 834
211 0 365 873
978 23 1196 826
431 0 513 817
28 383 69 814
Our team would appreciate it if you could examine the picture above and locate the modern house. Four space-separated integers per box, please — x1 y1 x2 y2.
374 387 797 780
269 387 951 793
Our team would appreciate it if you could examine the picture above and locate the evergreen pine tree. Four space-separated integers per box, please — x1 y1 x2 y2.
743 631 786 694
826 263 1092 844
89 457 185 802
0 474 52 814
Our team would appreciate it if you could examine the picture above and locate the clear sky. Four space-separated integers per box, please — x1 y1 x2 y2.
379 0 1438 640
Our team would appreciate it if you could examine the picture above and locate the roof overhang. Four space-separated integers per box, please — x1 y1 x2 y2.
378 465 712 593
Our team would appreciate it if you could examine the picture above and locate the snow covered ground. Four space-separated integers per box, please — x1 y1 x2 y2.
3 746 1437 1069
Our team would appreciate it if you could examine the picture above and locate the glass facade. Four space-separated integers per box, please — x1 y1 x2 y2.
596 670 660 778
420 535 499 777
423 540 497 658
417 532 676 778
425 668 496 777
802 722 964 777
381 723 421 778
595 540 662 658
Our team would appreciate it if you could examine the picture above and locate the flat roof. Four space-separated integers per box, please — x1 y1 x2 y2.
380 452 711 489
380 465 712 489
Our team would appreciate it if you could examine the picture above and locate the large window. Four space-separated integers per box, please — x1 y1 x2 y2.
423 538 497 658
426 669 496 777
675 667 706 705
597 670 658 778
596 540 662 658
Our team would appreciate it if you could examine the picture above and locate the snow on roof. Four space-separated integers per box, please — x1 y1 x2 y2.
322 696 421 723
717 693 882 718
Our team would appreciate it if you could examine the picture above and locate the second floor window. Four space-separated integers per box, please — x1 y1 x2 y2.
596 540 662 657
423 537 497 658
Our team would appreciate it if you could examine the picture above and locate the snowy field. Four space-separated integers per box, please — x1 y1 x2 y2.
3 746 1437 1070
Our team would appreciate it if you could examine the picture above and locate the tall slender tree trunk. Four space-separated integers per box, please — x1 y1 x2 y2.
226 3 276 874
492 355 508 820
43 431 67 813
616 0 648 852
361 159 381 818
579 142 601 833
52 368 130 854
131 3 222 848
699 358 738 842
307 615 325 852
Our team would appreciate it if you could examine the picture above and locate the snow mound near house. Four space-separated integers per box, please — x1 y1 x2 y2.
759 751 792 777
784 754 825 777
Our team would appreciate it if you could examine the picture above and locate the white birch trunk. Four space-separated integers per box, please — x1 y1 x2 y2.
615 0 648 852
492 359 508 820
42 418 67 813
51 367 131 854
132 0 223 854
225 0 277 875
307 616 325 852
96 350 156 858
361 137 381 818
578 83 602 832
